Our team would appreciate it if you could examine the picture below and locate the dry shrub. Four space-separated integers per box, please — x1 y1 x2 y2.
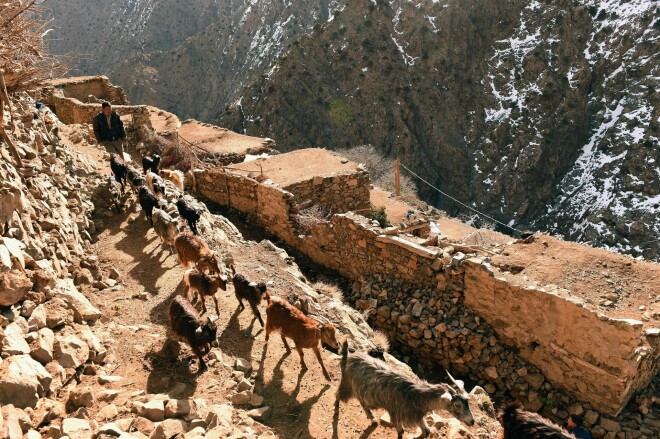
312 280 345 303
1 1 68 93
337 145 419 204
293 205 330 235
136 125 201 172
371 329 390 353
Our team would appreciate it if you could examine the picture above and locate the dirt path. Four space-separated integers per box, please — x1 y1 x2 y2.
62 134 497 439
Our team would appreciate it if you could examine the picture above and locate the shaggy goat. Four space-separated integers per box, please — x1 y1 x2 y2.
176 196 201 235
229 265 269 328
501 402 576 439
265 294 338 381
138 186 165 225
174 232 222 274
168 295 217 371
110 154 128 195
152 208 179 251
0 183 25 235
161 169 184 192
146 171 166 198
142 154 160 174
336 338 474 438
183 268 228 315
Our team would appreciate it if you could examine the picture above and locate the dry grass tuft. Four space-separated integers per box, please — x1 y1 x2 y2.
312 280 345 303
293 205 330 236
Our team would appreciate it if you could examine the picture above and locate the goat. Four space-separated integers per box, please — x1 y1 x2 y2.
138 186 165 225
336 337 474 438
501 402 576 439
146 171 166 198
110 154 128 195
142 154 160 174
230 265 269 328
152 208 179 252
265 294 338 381
0 182 25 235
168 295 217 371
176 196 201 235
173 232 222 274
126 165 144 194
160 169 184 192
183 268 228 315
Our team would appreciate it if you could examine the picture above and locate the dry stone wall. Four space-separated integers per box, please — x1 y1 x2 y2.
197 165 659 434
284 173 371 215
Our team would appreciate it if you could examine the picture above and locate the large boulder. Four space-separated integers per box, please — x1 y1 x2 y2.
54 331 90 369
2 321 30 355
53 279 101 323
0 269 33 306
0 355 52 408
30 328 55 364
42 298 74 329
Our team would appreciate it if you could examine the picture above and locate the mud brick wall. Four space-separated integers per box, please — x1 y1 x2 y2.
55 77 128 104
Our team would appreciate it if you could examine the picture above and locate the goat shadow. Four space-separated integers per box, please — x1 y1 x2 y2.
114 209 178 298
216 305 260 362
255 337 330 439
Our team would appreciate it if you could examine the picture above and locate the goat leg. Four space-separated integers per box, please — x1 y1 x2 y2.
312 345 331 381
249 302 264 327
200 295 207 315
415 419 431 439
192 346 207 372
295 346 308 371
280 334 291 352
359 401 376 424
213 295 220 316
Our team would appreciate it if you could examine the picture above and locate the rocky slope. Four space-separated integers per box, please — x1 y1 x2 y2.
1 94 507 438
218 0 660 261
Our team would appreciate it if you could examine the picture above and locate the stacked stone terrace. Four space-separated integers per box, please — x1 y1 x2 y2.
196 153 659 419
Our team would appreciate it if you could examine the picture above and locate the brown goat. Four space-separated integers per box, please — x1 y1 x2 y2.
160 169 184 192
174 232 222 274
265 295 339 381
229 266 269 327
183 268 228 315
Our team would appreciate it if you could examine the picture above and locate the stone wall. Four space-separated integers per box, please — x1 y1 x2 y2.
43 94 151 127
284 173 371 215
44 76 128 104
196 165 659 424
463 260 659 416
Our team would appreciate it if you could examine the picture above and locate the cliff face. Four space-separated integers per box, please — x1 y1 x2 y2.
46 0 660 260
218 0 660 261
46 0 341 121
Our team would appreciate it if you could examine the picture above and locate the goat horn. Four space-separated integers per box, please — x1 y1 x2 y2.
446 370 459 386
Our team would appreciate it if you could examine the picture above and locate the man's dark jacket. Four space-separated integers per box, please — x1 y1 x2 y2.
93 111 125 142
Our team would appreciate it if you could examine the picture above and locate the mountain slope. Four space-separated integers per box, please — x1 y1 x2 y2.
218 0 660 260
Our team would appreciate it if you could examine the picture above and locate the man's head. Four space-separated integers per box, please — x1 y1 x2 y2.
568 414 583 429
101 101 112 116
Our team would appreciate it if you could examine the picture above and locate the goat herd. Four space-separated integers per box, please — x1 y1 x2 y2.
108 154 585 439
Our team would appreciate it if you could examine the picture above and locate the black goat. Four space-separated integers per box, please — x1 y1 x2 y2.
110 154 128 195
501 403 576 439
126 165 144 194
169 295 217 371
138 186 165 225
177 196 201 235
230 265 268 327
142 154 161 174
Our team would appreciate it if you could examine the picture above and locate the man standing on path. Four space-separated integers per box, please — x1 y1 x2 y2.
93 101 126 157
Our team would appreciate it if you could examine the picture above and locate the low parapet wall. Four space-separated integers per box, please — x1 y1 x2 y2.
196 165 658 417
43 93 151 127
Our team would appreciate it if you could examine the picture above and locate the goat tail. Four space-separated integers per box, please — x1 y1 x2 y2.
263 290 271 303
228 264 236 276
501 401 524 422
340 335 349 372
